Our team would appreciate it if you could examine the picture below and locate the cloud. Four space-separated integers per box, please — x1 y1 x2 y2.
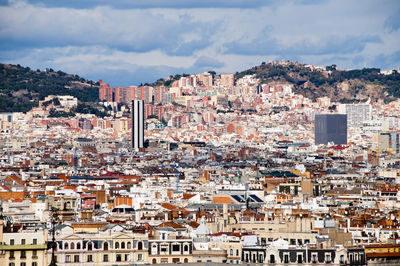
371 50 400 70
384 9 400 32
0 0 399 86
0 4 217 55
193 56 224 69
0 45 226 86
223 24 382 56
7 0 281 9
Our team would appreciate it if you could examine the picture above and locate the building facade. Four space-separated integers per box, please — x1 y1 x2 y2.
338 103 371 127
132 100 144 151
315 114 347 145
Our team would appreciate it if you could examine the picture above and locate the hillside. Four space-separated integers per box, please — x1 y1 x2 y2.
2 62 400 113
236 62 400 103
0 63 99 112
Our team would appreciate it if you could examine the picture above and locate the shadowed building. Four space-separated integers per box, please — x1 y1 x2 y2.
315 114 347 145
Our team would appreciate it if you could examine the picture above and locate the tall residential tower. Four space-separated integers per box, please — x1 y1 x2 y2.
132 100 144 150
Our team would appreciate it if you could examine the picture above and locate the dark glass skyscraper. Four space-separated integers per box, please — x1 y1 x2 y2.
132 100 144 150
315 114 347 145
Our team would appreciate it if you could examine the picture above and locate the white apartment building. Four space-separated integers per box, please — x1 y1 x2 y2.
338 103 371 127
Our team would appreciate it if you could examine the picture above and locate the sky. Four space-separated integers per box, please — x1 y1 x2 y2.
0 0 399 86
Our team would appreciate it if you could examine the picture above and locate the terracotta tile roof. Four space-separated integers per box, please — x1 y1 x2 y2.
157 221 185 229
183 193 196 200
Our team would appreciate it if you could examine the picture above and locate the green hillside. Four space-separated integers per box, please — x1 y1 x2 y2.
0 63 99 112
236 62 400 103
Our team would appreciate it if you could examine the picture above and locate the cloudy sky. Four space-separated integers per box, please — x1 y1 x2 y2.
0 0 399 86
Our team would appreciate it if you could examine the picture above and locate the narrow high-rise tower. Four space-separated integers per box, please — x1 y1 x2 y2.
132 100 144 150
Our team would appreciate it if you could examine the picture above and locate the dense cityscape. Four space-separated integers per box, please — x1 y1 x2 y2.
0 60 400 265
1 0 400 265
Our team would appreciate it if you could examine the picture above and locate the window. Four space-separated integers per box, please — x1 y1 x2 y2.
121 242 125 249
230 249 233 256
65 255 71 263
236 249 239 256
297 254 303 263
312 254 317 263
20 263 26 266
9 251 15 259
115 242 120 249
160 244 168 252
184 258 188 263
326 254 331 263
33 239 37 245
127 242 131 249
284 254 289 263
21 239 26 245
137 241 143 250
74 255 79 263
184 245 189 252
87 242 93 251
77 243 81 249
32 250 37 258
172 258 180 263
151 244 158 254
21 251 26 259
10 239 15 245
64 243 69 249
87 255 93 262
116 254 122 262
270 255 275 263
259 254 263 263
104 242 109 250
103 254 108 262
340 255 345 263
70 243 75 249
32 263 38 266
138 254 143 261
9 263 15 266
125 254 129 261
172 244 180 252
